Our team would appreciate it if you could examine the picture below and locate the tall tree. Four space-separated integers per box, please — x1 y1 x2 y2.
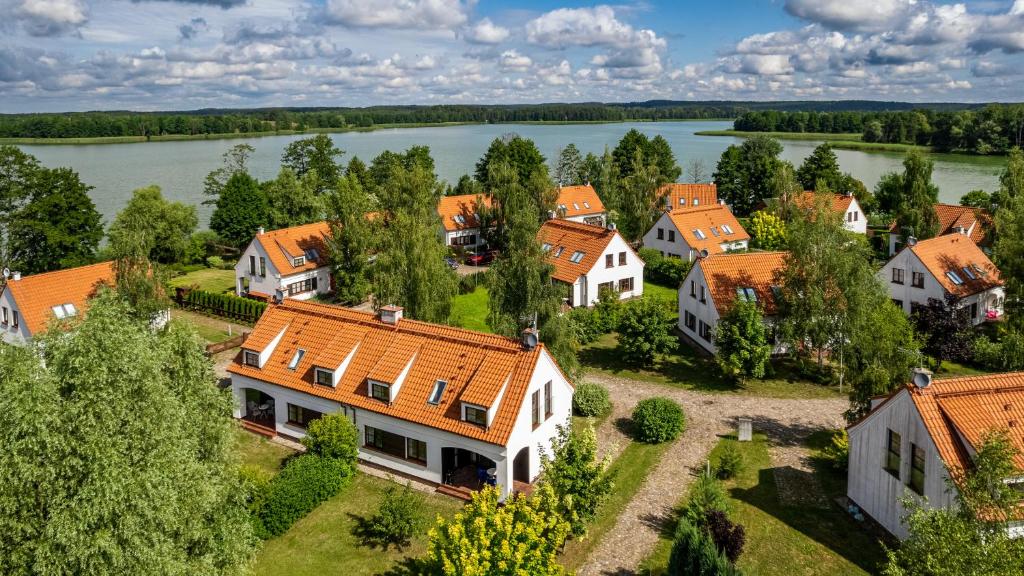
9 167 103 274
992 147 1024 213
554 144 584 186
475 135 546 185
325 174 372 305
209 172 268 250
995 158 1024 328
715 299 772 382
203 143 254 204
0 292 257 574
796 143 843 191
617 152 664 243
369 146 435 205
262 168 324 229
108 185 198 265
714 136 784 216
686 158 708 183
912 295 975 371
0 146 38 271
344 156 371 192
875 151 940 239
612 129 680 182
280 134 343 194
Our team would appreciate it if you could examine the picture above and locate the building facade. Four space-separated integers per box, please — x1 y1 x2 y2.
235 222 332 301
642 205 750 262
0 262 115 345
555 185 607 227
538 219 644 307
438 194 490 250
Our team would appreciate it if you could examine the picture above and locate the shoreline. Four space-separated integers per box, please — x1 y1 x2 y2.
2 118 734 146
694 129 935 154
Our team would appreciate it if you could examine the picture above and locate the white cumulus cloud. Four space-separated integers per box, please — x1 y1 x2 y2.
324 0 469 30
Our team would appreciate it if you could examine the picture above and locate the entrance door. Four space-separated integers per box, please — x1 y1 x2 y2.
512 446 530 483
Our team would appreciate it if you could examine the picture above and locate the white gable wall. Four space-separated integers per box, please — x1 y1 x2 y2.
0 288 31 345
677 263 720 354
234 237 331 300
843 197 868 234
879 249 1005 325
576 232 644 307
641 212 748 262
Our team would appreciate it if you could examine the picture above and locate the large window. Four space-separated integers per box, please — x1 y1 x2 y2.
892 268 905 284
464 404 487 426
618 277 634 292
532 390 541 428
619 251 626 266
597 282 614 295
657 228 664 240
605 254 614 268
684 310 696 330
451 234 476 246
370 381 390 402
365 426 406 459
286 404 322 428
699 320 711 342
287 277 318 296
668 230 676 242
885 429 901 478
909 443 925 495
407 438 427 464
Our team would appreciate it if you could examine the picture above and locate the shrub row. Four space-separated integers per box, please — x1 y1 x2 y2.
251 454 354 539
639 248 691 288
458 270 490 294
180 289 267 323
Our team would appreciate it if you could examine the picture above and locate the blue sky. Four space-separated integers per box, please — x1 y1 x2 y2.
2 0 1024 112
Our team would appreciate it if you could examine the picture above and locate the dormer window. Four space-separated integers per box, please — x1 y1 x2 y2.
242 350 260 367
293 256 305 267
464 404 487 426
314 367 334 387
428 380 447 405
569 251 585 263
370 381 390 402
50 303 77 319
693 198 699 206
288 349 305 370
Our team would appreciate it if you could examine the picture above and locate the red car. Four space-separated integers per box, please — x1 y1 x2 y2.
464 251 496 266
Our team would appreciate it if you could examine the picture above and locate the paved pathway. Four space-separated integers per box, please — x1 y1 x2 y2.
577 373 847 576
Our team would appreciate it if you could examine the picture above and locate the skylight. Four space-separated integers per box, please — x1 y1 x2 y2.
553 246 564 258
573 202 580 210
559 204 567 211
710 227 720 237
946 271 964 285
583 201 590 209
288 349 306 370
304 248 320 261
570 251 585 263
962 266 977 280
454 214 466 224
974 264 988 276
542 242 552 252
721 224 734 234
428 380 447 405
51 303 77 319
736 287 757 302
693 229 707 240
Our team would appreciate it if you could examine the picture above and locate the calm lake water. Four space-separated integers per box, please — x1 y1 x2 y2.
18 121 1007 227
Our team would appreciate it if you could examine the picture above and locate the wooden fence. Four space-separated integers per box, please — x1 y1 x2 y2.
205 332 250 355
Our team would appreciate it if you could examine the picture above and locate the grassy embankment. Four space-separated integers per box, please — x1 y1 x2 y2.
694 130 931 153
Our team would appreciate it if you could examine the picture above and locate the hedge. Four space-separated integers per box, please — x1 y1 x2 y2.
251 454 354 539
180 289 267 323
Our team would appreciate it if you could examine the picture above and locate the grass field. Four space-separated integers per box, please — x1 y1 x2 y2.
234 428 295 475
639 433 886 576
168 267 236 294
449 286 491 333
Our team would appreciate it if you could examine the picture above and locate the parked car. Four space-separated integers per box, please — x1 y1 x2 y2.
464 251 496 266
445 256 459 270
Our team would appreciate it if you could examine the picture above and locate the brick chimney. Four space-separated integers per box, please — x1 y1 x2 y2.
380 305 403 325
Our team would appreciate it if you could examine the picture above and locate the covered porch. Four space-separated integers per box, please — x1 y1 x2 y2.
240 388 276 436
436 445 533 501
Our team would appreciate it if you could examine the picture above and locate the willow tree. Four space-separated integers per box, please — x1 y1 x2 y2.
0 292 256 575
326 173 373 305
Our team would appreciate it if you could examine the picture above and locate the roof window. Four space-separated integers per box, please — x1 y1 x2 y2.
304 248 320 261
583 201 590 209
710 227 720 237
736 287 757 302
693 229 707 240
454 214 466 225
693 198 700 206
288 348 305 370
559 204 568 211
573 202 580 210
553 246 564 258
51 303 77 319
962 266 977 280
973 264 988 276
946 271 964 285
542 242 552 252
428 380 447 405
721 224 734 234
570 251 585 263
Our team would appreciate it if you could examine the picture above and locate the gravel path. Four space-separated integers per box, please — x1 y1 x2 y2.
577 373 847 576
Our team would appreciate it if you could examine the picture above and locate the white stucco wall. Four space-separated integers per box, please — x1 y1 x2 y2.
234 238 331 300
677 264 720 354
642 212 747 262
842 197 868 234
574 233 644 307
443 227 485 249
847 390 957 540
879 249 1004 325
0 288 31 345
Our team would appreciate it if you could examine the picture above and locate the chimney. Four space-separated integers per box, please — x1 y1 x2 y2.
380 304 403 325
910 367 933 389
12 271 20 281
257 226 265 235
521 327 539 351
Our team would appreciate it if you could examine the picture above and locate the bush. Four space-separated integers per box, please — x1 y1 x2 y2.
631 397 685 443
684 470 729 524
572 382 611 417
667 516 743 576
566 291 622 345
715 444 743 480
458 270 490 294
616 297 678 366
252 454 353 538
639 247 691 287
360 482 425 549
301 413 360 468
822 429 849 471
703 510 746 563
206 255 225 269
973 330 1024 371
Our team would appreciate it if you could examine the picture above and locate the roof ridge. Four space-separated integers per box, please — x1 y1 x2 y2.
930 385 1024 399
7 261 113 283
543 218 611 233
669 204 727 215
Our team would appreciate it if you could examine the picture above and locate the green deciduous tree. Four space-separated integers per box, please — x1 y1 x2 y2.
301 412 359 467
796 143 843 191
108 185 198 264
325 174 373 305
992 147 1024 213
0 146 38 270
912 295 974 370
616 297 678 365
715 299 772 381
748 210 786 250
875 151 940 239
617 152 664 243
475 135 546 185
209 172 269 250
612 129 681 182
281 133 343 194
422 484 571 576
203 143 254 204
539 422 613 537
960 189 992 210
713 136 784 216
263 168 324 229
0 292 257 575
360 481 425 550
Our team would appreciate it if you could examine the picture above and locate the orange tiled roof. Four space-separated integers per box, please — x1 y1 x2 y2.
538 219 618 283
2 261 115 335
555 185 605 218
907 372 1024 472
255 222 331 276
906 234 1002 297
793 191 856 214
228 299 559 446
437 194 491 232
698 251 787 315
666 205 750 256
659 183 718 210
890 203 992 245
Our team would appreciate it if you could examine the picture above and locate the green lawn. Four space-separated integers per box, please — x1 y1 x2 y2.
168 267 237 294
234 427 295 476
639 433 886 576
192 322 233 344
253 474 464 576
642 281 678 311
450 286 492 333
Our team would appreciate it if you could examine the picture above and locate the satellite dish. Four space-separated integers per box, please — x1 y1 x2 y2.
699 249 710 259
521 328 539 350
1 268 8 279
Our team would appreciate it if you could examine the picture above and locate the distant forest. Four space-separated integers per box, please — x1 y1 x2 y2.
733 105 1024 155
0 99 997 140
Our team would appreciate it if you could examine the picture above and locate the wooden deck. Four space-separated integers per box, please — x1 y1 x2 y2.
240 418 276 438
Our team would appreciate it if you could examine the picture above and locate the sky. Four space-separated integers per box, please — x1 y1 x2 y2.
2 0 1024 112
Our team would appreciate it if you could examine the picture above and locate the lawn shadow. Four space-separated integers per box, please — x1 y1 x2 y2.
377 556 427 576
349 512 413 553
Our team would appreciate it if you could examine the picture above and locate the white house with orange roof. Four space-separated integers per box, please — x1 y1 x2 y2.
658 183 718 211
555 184 606 227
642 205 750 261
228 299 573 499
0 261 116 345
879 234 1004 325
538 219 643 307
234 222 332 301
437 194 491 249
677 251 787 354
848 370 1024 539
889 203 992 256
791 191 867 234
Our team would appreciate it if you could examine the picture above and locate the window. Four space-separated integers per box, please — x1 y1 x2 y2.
618 251 626 266
570 251 585 263
973 264 988 277
684 310 696 330
668 230 676 242
259 257 266 277
892 299 904 309
583 201 590 209
962 266 977 280
971 302 978 319
885 429 901 478
693 198 700 206
909 444 925 494
243 350 260 367
249 255 256 275
553 246 564 258
559 204 567 212
770 286 782 302
544 381 553 417
699 285 706 304
314 367 334 387
698 320 711 342
605 254 614 268
304 248 320 261
11 310 17 329
287 277 318 296
693 228 706 240
532 390 541 428
736 287 757 302
542 242 552 252
657 228 664 240
891 268 905 284
721 224 733 234
710 226 720 237
454 214 466 225
911 271 925 288
428 380 447 404
690 281 697 298
598 281 614 295
946 271 964 285
292 256 305 267
573 202 580 210
618 277 634 292
847 212 853 222
451 234 476 246
365 426 405 459
288 348 305 370
464 405 487 426
854 211 859 221
407 438 427 464
286 404 322 428
1 306 7 325
370 381 390 402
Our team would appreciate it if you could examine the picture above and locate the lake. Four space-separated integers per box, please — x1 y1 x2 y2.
18 121 1007 226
